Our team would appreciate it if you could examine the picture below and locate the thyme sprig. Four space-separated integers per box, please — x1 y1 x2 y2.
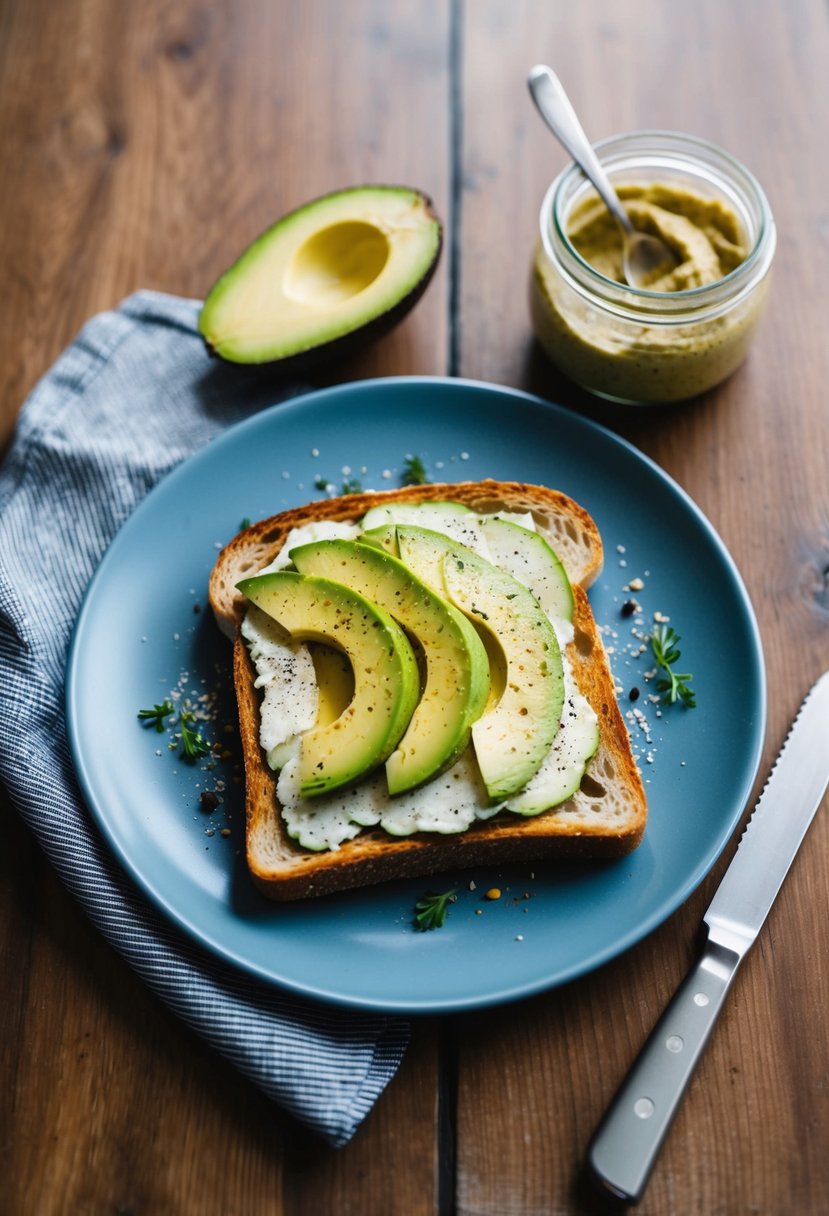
651 624 696 708
401 454 430 486
314 474 363 495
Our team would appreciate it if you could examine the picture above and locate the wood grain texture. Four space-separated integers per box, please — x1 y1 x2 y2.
456 1 829 1213
0 0 450 456
0 801 440 1215
0 1 448 1212
2 0 829 1213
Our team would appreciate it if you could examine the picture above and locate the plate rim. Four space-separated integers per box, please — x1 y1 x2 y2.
65 375 767 1013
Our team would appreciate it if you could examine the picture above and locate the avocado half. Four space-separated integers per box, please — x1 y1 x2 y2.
198 185 442 368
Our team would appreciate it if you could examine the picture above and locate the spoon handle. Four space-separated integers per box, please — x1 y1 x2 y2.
528 65 633 234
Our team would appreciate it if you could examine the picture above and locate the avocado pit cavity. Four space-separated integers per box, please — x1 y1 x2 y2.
284 220 390 306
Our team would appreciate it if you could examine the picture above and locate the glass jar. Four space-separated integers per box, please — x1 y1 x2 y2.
530 131 776 405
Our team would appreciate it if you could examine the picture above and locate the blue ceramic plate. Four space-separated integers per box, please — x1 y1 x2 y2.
66 378 765 1013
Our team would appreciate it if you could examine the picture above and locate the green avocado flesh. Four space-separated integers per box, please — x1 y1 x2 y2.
480 516 574 623
237 570 420 796
442 549 565 801
199 185 442 366
396 526 565 802
289 539 490 794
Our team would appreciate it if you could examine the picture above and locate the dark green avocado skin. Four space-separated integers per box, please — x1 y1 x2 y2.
199 186 443 375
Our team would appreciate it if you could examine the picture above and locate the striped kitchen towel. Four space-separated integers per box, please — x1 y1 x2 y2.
0 291 409 1147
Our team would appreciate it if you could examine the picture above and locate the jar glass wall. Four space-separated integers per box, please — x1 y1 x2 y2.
530 131 776 405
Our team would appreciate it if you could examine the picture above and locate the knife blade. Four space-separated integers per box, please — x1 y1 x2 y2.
587 671 829 1205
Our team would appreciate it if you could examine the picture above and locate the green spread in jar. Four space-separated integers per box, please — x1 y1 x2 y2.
531 180 771 404
567 184 747 290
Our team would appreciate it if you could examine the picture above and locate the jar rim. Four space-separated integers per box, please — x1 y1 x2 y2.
542 129 776 318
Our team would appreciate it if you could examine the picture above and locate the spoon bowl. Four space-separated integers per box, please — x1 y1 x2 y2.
622 229 679 288
528 65 679 289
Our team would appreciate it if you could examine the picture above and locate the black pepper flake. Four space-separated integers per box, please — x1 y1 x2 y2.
199 790 220 812
629 687 640 702
621 599 639 618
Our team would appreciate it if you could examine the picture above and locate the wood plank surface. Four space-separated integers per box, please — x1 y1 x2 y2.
0 0 450 454
0 1 449 1213
455 2 829 1214
2 1 828 1214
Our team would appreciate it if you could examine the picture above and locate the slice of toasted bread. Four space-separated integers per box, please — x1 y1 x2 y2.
214 481 646 901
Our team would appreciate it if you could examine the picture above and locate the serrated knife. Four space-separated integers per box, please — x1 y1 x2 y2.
587 671 829 1205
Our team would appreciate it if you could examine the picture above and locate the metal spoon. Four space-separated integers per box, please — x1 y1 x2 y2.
528 65 678 289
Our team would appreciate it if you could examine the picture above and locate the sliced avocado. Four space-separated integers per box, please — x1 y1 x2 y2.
505 685 600 815
441 549 565 802
396 526 565 802
359 500 481 550
307 642 354 726
480 516 574 624
357 523 400 556
237 570 419 796
290 538 490 794
199 185 442 368
394 524 458 594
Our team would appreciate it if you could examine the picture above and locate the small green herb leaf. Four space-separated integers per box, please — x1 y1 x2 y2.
314 474 362 495
401 454 430 486
180 711 211 760
414 888 458 931
137 700 174 733
651 624 696 708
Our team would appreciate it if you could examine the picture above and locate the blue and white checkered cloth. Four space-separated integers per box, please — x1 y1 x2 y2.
0 291 409 1147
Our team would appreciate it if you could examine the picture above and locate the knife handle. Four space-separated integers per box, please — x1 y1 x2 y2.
586 939 743 1205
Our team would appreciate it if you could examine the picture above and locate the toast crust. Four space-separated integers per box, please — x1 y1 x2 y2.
221 482 646 901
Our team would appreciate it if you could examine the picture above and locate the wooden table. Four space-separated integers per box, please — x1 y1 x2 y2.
2 2 827 1212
